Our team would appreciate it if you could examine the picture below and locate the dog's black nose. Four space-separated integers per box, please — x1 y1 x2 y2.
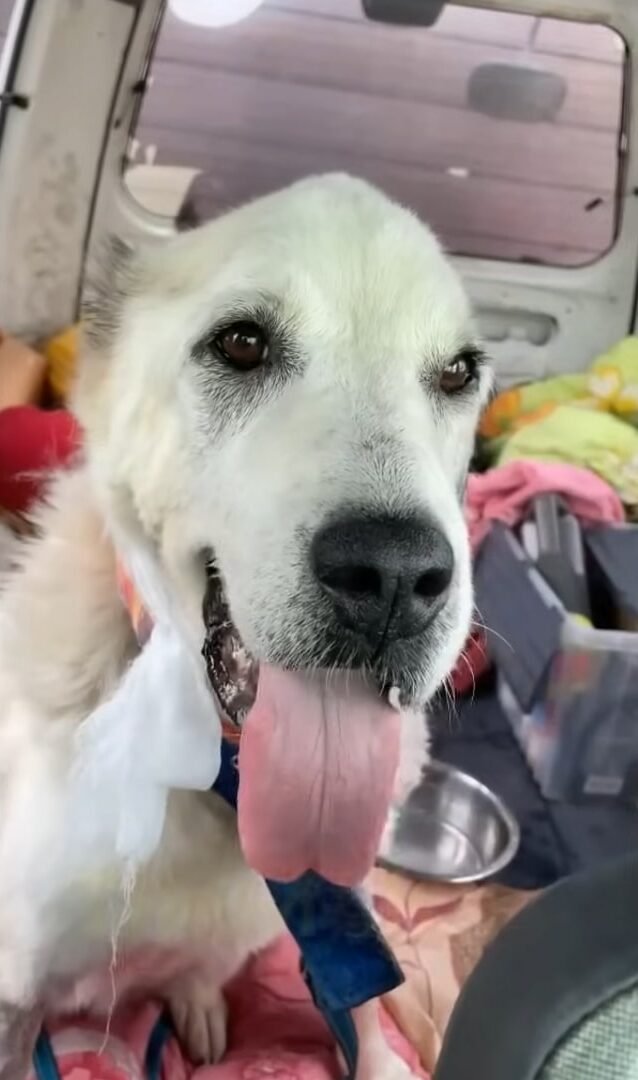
312 514 454 646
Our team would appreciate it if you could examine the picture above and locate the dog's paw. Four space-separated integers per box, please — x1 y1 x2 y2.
168 981 227 1065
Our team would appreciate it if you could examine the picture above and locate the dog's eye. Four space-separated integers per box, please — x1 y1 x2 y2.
215 321 269 370
439 350 479 395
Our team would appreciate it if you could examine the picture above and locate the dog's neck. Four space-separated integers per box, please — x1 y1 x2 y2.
0 471 137 719
116 556 241 746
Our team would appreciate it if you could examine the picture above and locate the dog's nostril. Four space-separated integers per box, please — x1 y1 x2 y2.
320 565 383 597
414 567 452 600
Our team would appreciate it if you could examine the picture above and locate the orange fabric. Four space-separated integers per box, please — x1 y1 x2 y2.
42 324 79 402
478 387 522 439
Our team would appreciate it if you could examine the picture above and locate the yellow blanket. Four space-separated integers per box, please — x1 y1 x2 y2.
479 337 638 506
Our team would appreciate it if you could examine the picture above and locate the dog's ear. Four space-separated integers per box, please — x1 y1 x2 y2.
81 235 138 353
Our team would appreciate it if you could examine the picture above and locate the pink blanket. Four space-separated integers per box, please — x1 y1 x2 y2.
465 459 624 550
33 936 426 1080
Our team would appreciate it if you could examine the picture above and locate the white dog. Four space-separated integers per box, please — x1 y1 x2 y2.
0 175 490 1079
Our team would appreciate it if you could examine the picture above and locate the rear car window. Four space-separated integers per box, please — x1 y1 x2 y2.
0 0 14 32
0 0 16 67
125 0 626 268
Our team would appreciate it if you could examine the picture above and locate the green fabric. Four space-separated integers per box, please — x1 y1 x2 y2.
510 373 589 414
590 337 638 427
478 336 638 502
540 985 638 1080
497 405 638 506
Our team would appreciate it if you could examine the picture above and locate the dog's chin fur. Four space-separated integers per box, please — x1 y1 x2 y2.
0 174 489 1075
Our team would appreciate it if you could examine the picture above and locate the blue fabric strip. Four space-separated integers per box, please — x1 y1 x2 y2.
145 1011 173 1080
269 874 403 1013
32 1030 62 1080
33 1014 173 1080
214 737 240 806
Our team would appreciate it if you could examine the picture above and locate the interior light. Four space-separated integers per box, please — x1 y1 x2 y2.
169 0 265 28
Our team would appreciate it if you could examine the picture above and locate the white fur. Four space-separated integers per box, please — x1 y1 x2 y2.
0 175 489 1077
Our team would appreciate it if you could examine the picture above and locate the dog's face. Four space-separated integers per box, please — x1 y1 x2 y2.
78 175 491 710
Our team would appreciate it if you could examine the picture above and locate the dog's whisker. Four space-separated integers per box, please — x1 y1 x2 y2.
458 650 477 705
472 618 513 653
473 604 513 653
441 675 462 734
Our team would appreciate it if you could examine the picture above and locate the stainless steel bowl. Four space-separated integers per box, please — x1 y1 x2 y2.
378 760 520 884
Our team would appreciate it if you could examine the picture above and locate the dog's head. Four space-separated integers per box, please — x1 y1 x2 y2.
78 174 491 713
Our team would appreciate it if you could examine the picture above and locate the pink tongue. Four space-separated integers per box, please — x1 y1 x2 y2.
237 664 401 887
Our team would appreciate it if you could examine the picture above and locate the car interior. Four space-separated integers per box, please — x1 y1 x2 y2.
1 1 638 1077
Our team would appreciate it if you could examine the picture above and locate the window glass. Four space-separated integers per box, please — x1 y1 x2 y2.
125 0 626 268
0 0 18 82
0 0 15 38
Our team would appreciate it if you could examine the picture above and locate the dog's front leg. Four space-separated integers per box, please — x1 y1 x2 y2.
352 1000 415 1080
0 904 46 1080
0 1002 41 1080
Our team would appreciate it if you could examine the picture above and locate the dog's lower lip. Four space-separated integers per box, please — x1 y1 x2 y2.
202 565 258 725
202 564 410 720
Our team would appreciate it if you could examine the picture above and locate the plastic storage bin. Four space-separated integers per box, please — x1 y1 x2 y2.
475 524 638 802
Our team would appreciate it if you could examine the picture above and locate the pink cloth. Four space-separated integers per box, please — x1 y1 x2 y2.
33 937 428 1080
465 460 624 551
450 460 625 694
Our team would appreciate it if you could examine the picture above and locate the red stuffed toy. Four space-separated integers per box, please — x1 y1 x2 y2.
0 405 81 514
